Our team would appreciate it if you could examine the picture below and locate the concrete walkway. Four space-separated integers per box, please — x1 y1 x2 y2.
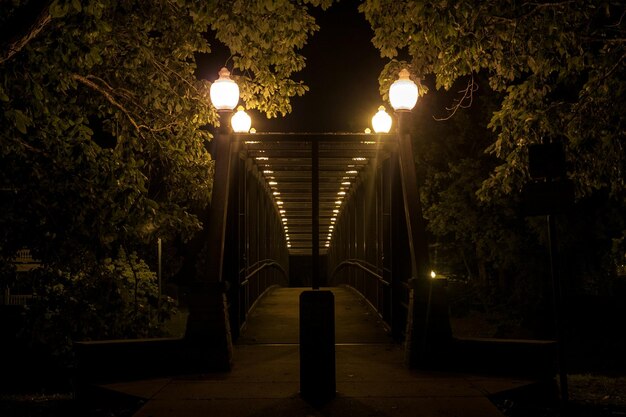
102 287 534 416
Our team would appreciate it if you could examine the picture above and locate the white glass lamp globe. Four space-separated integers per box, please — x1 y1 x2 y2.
389 69 418 111
231 106 252 133
210 67 239 110
372 106 392 133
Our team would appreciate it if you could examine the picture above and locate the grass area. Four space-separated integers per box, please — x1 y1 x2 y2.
162 306 188 338
450 304 626 416
494 374 626 417
568 374 626 408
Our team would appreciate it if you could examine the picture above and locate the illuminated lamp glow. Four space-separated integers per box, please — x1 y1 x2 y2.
389 69 418 111
372 105 392 133
210 67 239 110
231 106 251 133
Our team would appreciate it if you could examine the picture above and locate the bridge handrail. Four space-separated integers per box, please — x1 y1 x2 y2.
330 259 390 287
241 259 288 286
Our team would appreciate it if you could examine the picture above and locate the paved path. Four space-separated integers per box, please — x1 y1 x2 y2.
102 287 533 416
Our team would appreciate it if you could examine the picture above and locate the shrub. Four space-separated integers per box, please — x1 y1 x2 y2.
22 249 176 363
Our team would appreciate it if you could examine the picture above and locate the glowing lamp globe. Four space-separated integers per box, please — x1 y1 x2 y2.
210 67 239 110
389 69 418 111
372 106 392 133
231 106 252 133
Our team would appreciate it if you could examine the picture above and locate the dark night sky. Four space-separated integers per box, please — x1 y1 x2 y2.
199 1 387 133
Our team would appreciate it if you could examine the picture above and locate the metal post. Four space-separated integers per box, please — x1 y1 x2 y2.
396 111 430 281
157 238 162 301
396 111 451 368
548 214 569 403
182 110 234 372
312 140 320 289
205 110 235 282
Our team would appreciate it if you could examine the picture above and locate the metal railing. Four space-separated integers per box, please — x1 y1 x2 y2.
238 259 288 331
2 289 34 305
330 258 392 328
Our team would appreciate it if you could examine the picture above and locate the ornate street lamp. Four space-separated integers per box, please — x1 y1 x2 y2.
389 68 418 112
387 68 450 369
184 67 242 371
231 106 252 133
210 67 239 111
372 105 392 133
203 67 241 281
387 68 428 280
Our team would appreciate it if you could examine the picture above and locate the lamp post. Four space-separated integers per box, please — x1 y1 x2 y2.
205 67 240 282
183 67 239 372
389 69 428 284
231 106 252 133
372 106 392 134
388 69 451 368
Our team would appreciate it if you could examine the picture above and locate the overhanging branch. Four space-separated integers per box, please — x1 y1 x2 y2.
0 6 52 65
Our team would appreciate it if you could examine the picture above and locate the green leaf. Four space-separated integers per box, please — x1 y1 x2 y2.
14 110 29 134
0 86 8 102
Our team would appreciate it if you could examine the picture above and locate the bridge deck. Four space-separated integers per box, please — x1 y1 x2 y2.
238 287 391 345
103 286 533 417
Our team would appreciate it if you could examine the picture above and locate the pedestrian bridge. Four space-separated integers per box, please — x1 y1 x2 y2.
178 130 555 379
215 132 427 345
75 131 557 409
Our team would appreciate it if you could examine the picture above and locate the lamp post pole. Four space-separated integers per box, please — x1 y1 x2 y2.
395 110 430 283
205 109 236 281
183 67 239 372
388 69 451 368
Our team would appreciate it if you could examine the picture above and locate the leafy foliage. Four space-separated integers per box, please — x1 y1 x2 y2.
1 0 217 265
0 0 333 353
208 0 334 117
22 249 175 360
362 1 626 338
361 0 625 199
0 0 331 264
414 85 550 332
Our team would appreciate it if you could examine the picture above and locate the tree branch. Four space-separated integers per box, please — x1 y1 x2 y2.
71 74 182 143
434 75 478 121
0 6 52 65
70 73 144 133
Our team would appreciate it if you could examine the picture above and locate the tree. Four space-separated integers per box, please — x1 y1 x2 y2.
361 0 625 199
360 1 626 339
0 0 332 347
0 0 331 265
